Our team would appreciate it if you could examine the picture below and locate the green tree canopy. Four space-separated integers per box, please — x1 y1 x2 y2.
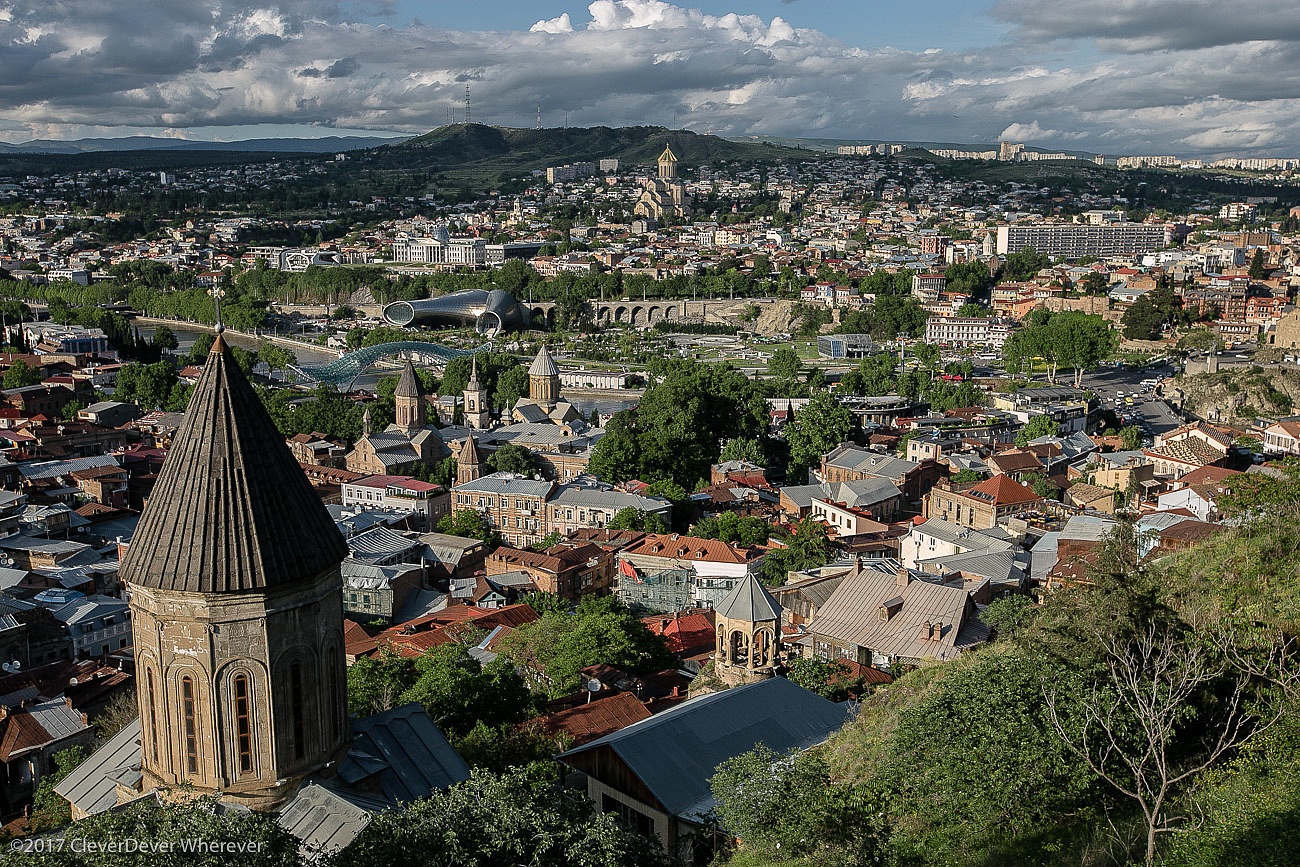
329 765 666 867
498 595 674 697
784 391 852 483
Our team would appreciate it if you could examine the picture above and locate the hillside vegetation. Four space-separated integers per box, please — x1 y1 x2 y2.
711 463 1300 867
371 123 813 182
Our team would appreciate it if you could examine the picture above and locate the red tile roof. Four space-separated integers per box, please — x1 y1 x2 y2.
965 473 1043 507
642 609 715 655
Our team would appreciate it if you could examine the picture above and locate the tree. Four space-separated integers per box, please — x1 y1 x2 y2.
784 657 873 701
1000 246 1052 280
400 644 533 739
437 509 502 547
258 341 296 380
498 596 674 697
331 765 667 867
689 512 771 547
1120 425 1143 451
346 646 418 717
950 468 981 484
27 745 88 833
150 325 179 354
766 346 803 382
1015 414 1060 446
718 437 763 465
492 364 529 412
761 517 834 585
785 392 852 483
1045 623 1297 867
486 443 541 477
1249 248 1266 280
710 745 889 865
589 358 768 488
2 358 42 389
21 795 301 866
187 332 215 364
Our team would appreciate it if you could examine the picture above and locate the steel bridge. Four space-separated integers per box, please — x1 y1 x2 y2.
293 341 489 388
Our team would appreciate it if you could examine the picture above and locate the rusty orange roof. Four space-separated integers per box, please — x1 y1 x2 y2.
528 691 652 746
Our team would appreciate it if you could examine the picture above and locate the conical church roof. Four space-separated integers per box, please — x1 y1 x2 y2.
715 574 782 623
119 334 348 594
529 345 559 377
394 358 423 398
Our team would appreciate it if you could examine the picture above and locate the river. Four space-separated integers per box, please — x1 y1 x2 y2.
134 325 641 415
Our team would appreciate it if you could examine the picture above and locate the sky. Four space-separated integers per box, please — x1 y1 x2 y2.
2 0 1298 156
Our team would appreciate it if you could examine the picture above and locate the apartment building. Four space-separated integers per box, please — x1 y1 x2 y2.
996 223 1169 258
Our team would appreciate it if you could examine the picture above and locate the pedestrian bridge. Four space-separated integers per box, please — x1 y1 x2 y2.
293 340 488 388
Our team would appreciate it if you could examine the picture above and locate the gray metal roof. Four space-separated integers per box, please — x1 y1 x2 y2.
452 471 553 497
528 345 559 377
119 335 348 593
558 678 851 820
336 702 470 804
27 697 88 740
809 569 989 663
53 718 141 817
17 455 119 481
344 527 421 563
715 574 782 623
278 783 391 862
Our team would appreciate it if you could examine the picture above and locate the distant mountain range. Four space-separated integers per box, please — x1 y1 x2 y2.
0 135 407 155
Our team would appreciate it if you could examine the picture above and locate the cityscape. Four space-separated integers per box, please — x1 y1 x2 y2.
0 2 1298 867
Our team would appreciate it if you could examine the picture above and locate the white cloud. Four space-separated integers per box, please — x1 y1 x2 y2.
530 13 573 34
0 0 1299 156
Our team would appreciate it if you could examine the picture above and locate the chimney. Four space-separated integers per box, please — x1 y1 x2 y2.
930 621 942 640
895 566 911 587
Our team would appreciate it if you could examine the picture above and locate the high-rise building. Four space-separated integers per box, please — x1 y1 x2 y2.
995 223 1169 258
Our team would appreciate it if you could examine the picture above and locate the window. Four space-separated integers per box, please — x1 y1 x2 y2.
290 662 305 760
234 675 252 774
328 650 341 744
146 669 159 763
181 676 198 775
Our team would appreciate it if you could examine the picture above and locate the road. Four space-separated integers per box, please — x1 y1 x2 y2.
1078 365 1185 439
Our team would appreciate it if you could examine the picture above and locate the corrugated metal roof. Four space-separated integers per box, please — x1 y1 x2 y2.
53 718 141 817
809 569 988 663
559 678 851 819
18 455 119 481
277 784 390 862
336 702 470 804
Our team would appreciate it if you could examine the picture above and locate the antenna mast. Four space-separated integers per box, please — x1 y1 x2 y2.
536 105 542 130
465 82 471 124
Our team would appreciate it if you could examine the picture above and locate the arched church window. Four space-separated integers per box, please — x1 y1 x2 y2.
234 674 253 774
146 669 159 763
290 662 305 760
180 676 198 775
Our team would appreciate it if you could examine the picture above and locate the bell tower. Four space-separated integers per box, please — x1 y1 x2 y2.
457 435 486 486
528 345 561 411
393 358 426 436
120 332 351 811
714 574 782 688
463 355 491 430
657 143 679 180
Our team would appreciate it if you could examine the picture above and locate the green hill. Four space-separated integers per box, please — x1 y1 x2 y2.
369 123 814 184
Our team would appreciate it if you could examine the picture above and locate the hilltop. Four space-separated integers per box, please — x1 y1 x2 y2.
367 123 815 183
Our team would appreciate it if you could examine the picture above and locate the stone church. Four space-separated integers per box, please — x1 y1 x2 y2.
120 331 354 809
346 358 447 475
634 143 693 222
